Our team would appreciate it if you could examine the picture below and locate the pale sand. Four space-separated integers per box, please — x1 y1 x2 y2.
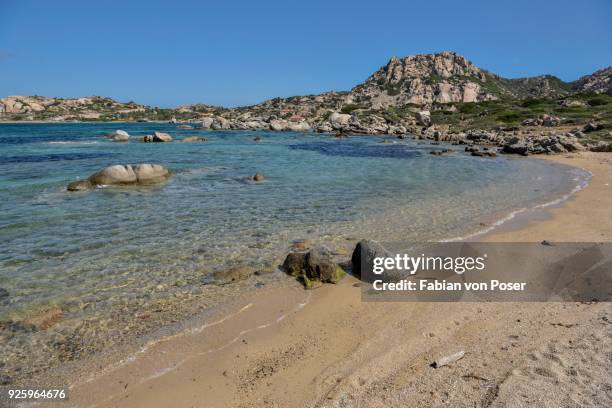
65 152 612 408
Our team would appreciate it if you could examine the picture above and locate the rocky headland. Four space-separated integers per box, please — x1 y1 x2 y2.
2 52 610 154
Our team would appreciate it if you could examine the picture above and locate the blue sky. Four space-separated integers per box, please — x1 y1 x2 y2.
1 0 610 107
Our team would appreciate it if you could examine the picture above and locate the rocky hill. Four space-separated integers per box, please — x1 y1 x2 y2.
1 52 610 146
572 66 612 94
348 52 574 108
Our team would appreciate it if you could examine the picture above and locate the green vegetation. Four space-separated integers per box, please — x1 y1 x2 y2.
429 92 612 143
340 104 364 114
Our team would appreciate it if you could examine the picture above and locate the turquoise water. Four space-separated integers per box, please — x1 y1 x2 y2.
0 123 587 381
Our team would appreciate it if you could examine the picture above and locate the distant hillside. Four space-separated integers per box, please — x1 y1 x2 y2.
348 51 574 108
0 52 609 125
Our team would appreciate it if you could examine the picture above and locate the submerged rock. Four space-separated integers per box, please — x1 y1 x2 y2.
213 265 257 284
0 287 8 303
176 124 193 129
253 173 265 182
283 247 346 289
67 179 93 191
182 136 208 142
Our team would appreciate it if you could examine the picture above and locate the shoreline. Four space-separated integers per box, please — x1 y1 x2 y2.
58 152 612 407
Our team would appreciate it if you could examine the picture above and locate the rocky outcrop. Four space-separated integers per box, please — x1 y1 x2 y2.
572 66 612 94
521 114 561 127
288 121 311 132
283 247 346 289
198 117 214 129
67 164 170 191
350 52 498 108
211 116 230 130
502 134 585 156
269 119 288 131
415 110 431 127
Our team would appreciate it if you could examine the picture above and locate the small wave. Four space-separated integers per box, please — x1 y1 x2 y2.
46 141 101 145
443 168 592 242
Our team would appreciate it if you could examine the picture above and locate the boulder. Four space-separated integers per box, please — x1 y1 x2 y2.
133 164 170 184
253 173 265 182
105 129 129 142
153 131 172 142
288 121 311 132
351 240 393 280
68 164 170 190
329 112 352 130
282 247 346 289
198 117 214 129
583 122 601 132
213 265 257 284
67 179 93 191
589 141 612 152
89 165 137 185
211 116 230 130
176 125 193 129
316 123 333 133
502 141 529 156
269 119 288 131
416 110 432 127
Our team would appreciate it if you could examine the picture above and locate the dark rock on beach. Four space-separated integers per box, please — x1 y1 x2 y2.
283 247 346 289
351 239 393 280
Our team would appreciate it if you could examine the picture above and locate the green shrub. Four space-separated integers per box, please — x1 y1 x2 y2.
588 96 610 107
340 104 362 114
496 111 522 123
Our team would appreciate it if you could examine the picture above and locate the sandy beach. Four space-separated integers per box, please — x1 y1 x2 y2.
60 152 612 407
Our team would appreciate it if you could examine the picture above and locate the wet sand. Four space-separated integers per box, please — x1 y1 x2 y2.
63 152 612 407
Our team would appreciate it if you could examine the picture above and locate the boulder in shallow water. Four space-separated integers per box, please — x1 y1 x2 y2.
89 165 137 185
133 164 170 184
105 129 129 142
68 164 170 191
67 179 93 191
153 131 173 142
253 173 265 182
283 247 346 289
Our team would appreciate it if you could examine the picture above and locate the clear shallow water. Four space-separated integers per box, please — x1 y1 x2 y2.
0 123 587 380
